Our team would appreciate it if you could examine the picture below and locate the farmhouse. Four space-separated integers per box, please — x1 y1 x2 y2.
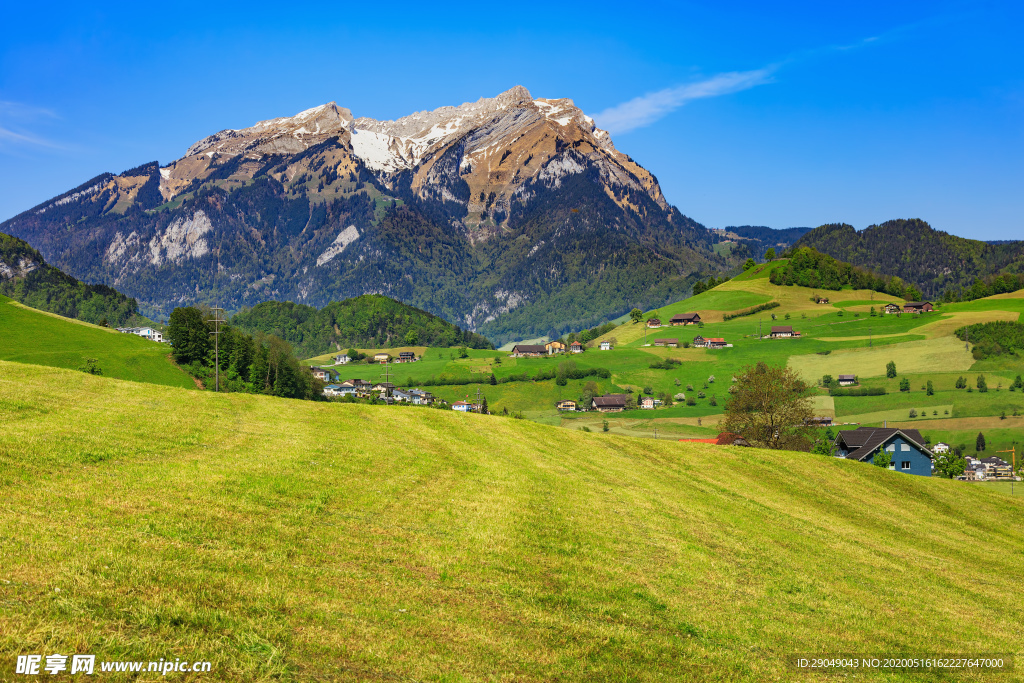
837 374 857 386
372 382 395 394
333 354 351 365
639 396 656 409
397 351 416 363
308 366 333 382
653 338 678 348
903 301 934 313
509 344 546 357
545 340 566 354
569 341 584 353
884 303 902 314
769 325 799 338
815 296 830 304
646 318 662 328
373 353 390 363
555 400 577 411
705 337 727 349
591 394 628 412
452 401 472 412
599 341 612 351
670 312 701 326
833 427 933 476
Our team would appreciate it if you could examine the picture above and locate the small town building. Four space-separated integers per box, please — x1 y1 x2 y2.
815 296 830 304
833 427 933 476
398 351 416 363
806 416 833 426
692 335 706 347
670 312 701 326
599 341 612 351
408 389 434 405
372 382 396 393
509 344 546 357
333 354 351 365
373 353 391 363
569 341 584 353
452 401 472 412
591 394 628 412
769 325 799 338
837 374 857 386
556 400 577 411
705 337 727 349
653 338 678 348
639 396 656 409
932 442 950 454
902 301 934 313
646 318 662 328
117 326 165 342
323 384 343 397
308 366 333 382
883 303 902 314
545 340 566 354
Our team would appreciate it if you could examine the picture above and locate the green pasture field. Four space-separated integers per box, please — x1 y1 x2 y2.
3 361 1024 681
0 295 194 389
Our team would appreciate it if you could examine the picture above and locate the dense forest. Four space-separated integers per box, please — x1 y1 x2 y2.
770 246 923 299
954 321 1024 360
0 232 142 327
230 295 493 359
166 306 323 400
794 219 1024 298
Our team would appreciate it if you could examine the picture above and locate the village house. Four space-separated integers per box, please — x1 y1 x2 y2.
653 338 678 348
452 401 472 412
509 344 546 357
555 399 577 411
980 457 1015 480
397 351 416 363
639 396 656 409
117 326 164 343
692 335 706 348
373 352 391 363
308 367 333 382
815 296 830 304
372 382 396 394
408 389 434 405
705 337 727 349
932 442 950 454
591 394 628 412
569 341 584 354
599 341 612 351
392 389 412 403
769 325 799 338
883 303 902 314
837 374 857 386
646 318 662 328
806 416 834 426
670 312 701 326
833 427 933 476
333 354 351 365
545 340 566 355
903 301 934 313
338 378 372 397
323 384 343 397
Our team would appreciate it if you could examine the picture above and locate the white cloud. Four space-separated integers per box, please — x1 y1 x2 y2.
593 68 776 134
0 100 62 149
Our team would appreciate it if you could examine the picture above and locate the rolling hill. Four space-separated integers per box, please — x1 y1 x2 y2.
0 294 193 389
1 360 1022 680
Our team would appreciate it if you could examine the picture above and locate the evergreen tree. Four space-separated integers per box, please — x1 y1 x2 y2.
976 432 986 451
886 361 897 378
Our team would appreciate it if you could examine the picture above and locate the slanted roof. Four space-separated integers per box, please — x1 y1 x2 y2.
653 338 678 344
399 351 414 357
835 427 931 461
706 337 725 343
771 325 794 334
646 318 661 324
511 344 546 354
981 457 1009 466
903 301 932 308
838 374 856 381
593 394 628 407
670 312 700 321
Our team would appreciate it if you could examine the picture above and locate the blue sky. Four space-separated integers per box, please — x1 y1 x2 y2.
2 0 1021 239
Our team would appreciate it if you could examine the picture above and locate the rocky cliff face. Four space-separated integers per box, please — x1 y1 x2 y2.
1 87 721 343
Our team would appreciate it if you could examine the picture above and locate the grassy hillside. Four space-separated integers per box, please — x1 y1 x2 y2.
0 295 194 389
1 361 1023 681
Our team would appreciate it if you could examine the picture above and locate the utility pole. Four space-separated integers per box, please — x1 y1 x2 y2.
997 447 1016 495
209 307 226 392
476 385 482 413
869 326 872 348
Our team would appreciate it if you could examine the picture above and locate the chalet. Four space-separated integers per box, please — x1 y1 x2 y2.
591 394 628 412
338 378 372 397
308 367 333 382
837 374 857 386
333 354 351 365
372 382 396 394
769 325 799 338
833 427 933 476
903 301 934 313
556 400 578 411
510 344 546 357
692 335 706 348
118 326 164 343
569 341 584 354
639 396 656 409
373 353 391 363
705 337 727 349
392 389 412 403
545 340 566 355
408 389 434 405
599 341 612 351
883 303 902 314
932 442 950 454
670 312 701 326
398 351 416 363
452 401 472 412
646 318 662 328
653 338 678 348
815 296 830 304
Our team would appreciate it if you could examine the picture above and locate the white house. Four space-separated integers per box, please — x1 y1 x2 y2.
118 326 164 342
333 355 351 365
452 401 472 412
599 341 612 351
932 442 950 454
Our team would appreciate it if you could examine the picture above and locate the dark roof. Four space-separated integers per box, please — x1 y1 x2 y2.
511 344 546 354
835 427 931 461
399 351 414 356
838 374 856 380
647 318 662 324
670 312 700 321
593 394 628 407
981 457 1009 466
771 326 794 334
374 382 395 388
653 338 678 344
903 301 932 308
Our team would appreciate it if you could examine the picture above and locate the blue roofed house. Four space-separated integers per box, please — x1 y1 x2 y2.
833 427 933 476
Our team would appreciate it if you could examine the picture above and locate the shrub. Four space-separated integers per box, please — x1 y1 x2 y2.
909 409 917 418
899 378 910 392
686 396 697 406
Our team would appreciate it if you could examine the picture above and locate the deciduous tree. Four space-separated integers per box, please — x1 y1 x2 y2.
721 362 814 450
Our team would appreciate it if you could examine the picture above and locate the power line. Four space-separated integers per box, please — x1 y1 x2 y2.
208 307 226 392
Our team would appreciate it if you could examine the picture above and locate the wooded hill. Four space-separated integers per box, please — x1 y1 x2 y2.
230 294 494 358
794 219 1024 298
0 232 142 328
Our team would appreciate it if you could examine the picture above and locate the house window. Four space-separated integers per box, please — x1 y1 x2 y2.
901 461 911 470
888 462 895 470
886 444 895 452
901 443 910 451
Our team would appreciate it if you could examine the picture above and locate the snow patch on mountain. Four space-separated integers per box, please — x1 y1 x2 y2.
316 225 360 266
149 211 213 265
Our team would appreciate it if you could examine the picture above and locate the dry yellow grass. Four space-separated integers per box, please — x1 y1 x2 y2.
788 336 975 380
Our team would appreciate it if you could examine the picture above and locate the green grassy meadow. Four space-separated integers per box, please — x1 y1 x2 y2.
2 361 1024 681
0 295 194 389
